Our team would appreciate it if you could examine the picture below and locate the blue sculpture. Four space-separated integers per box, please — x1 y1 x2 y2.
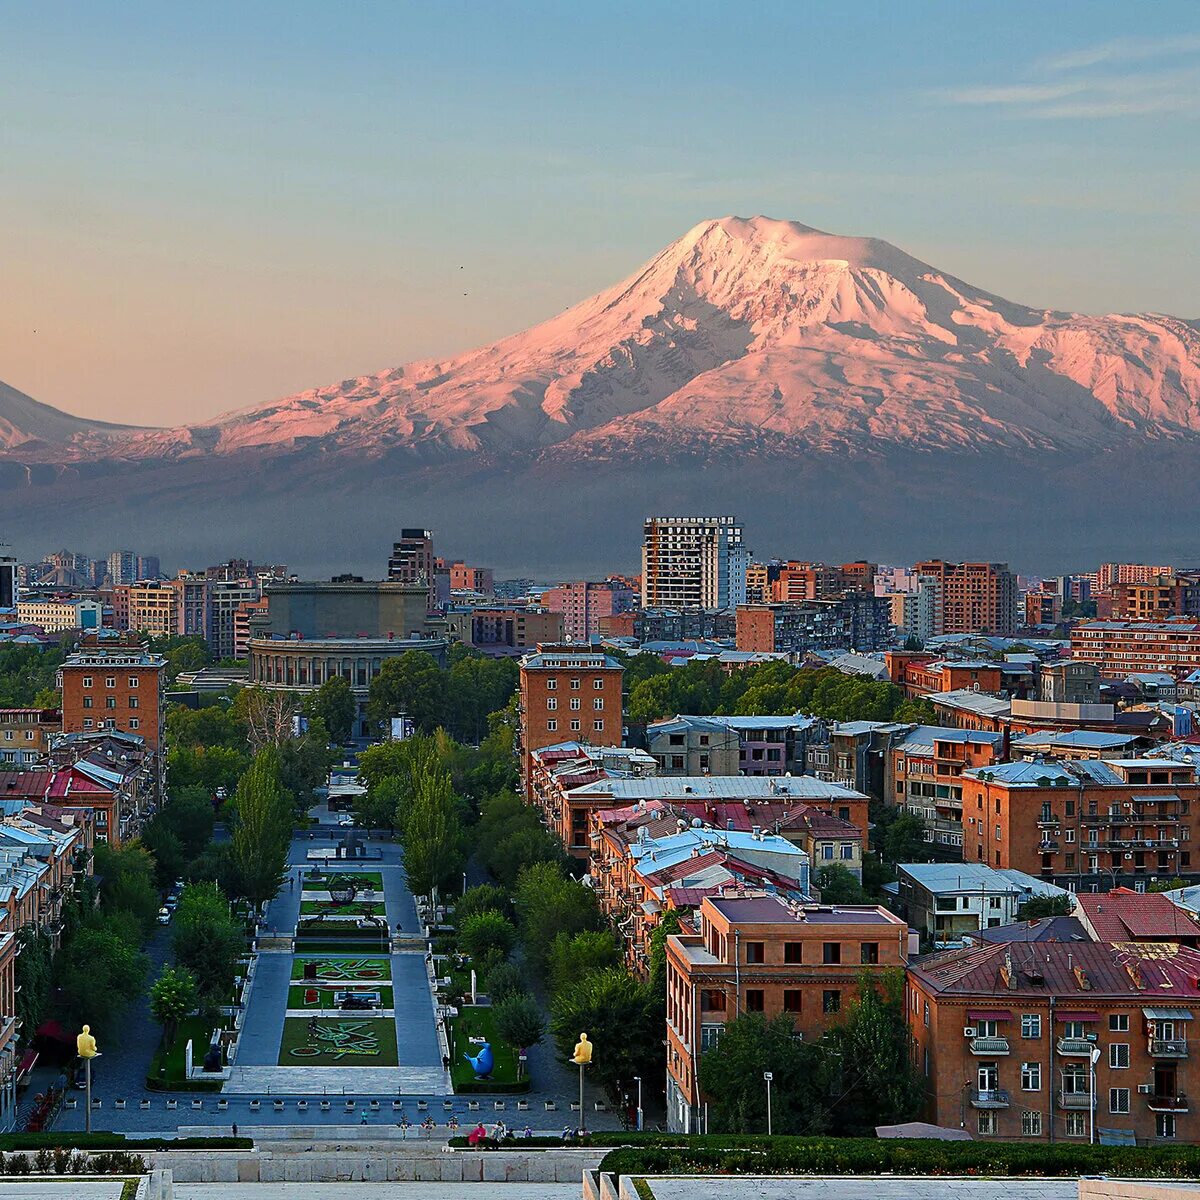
464 1042 493 1079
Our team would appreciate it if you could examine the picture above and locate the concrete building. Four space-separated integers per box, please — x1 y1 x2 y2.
642 516 748 609
442 606 564 653
647 713 824 778
15 598 102 633
1072 620 1200 680
666 892 907 1133
258 579 431 642
912 561 1017 636
387 529 436 611
1039 660 1102 705
106 550 137 586
209 580 259 659
735 594 891 654
0 709 61 766
172 575 213 641
127 580 178 637
0 549 16 611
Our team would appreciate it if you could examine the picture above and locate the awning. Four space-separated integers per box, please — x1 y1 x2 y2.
15 1050 37 1081
1142 1007 1195 1021
1055 1011 1101 1022
967 1009 1012 1021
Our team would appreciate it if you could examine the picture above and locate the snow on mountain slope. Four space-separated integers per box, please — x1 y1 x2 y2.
0 379 143 451
4 216 1199 464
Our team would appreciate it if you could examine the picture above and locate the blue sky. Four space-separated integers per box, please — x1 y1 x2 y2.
2 1 1197 425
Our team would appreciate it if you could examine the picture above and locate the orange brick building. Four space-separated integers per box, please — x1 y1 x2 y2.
58 643 167 750
1071 620 1200 680
912 561 1017 636
517 645 624 792
665 892 908 1132
961 757 1200 889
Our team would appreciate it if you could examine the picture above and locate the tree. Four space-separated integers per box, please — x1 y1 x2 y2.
484 961 525 1003
1148 878 1188 894
486 824 564 888
278 714 336 812
455 884 512 925
548 930 620 996
160 786 217 859
514 861 601 976
94 842 161 938
304 676 356 745
493 991 546 1053
367 651 448 733
699 1013 819 1133
53 925 149 1039
400 762 464 899
150 965 198 1047
881 810 930 865
234 687 302 753
14 927 53 1050
172 883 246 1010
1016 893 1074 921
815 864 869 904
458 910 517 961
550 968 662 1101
229 748 292 909
141 821 187 890
649 910 684 993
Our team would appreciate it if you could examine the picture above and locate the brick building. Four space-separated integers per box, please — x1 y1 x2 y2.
0 709 61 767
57 643 166 750
540 580 636 642
908 940 1200 1144
1071 620 1200 680
735 594 890 654
912 561 1017 636
665 893 908 1132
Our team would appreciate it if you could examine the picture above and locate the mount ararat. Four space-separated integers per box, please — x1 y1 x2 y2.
3 216 1199 575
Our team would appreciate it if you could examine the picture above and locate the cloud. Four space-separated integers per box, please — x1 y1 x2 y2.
1040 32 1200 71
942 83 1086 105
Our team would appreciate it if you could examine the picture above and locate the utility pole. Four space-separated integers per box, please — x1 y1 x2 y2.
764 1071 774 1136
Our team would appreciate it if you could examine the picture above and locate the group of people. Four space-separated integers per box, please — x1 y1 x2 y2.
465 1120 536 1145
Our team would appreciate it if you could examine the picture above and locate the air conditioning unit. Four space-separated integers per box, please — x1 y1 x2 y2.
1126 802 1134 809
1054 829 1061 836
1124 853 1133 860
963 1026 977 1038
1138 1084 1153 1094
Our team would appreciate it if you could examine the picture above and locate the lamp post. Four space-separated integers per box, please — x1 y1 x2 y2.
572 1033 593 1135
1089 1045 1101 1145
763 1071 773 1136
633 1075 643 1131
76 1025 99 1135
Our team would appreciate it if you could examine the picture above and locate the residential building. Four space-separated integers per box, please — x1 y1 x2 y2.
666 892 908 1132
233 598 269 659
171 575 212 641
1024 581 1063 627
0 549 16 611
135 555 160 581
646 713 824 778
961 757 1200 889
387 529 436 611
1071 621 1200 680
0 709 61 766
1074 889 1200 947
209 580 258 659
642 516 748 609
126 580 178 637
735 594 891 654
443 606 564 653
436 559 495 596
517 645 625 794
1010 730 1144 761
106 550 137 586
15 598 102 633
907 940 1200 1144
1098 562 1176 593
1040 661 1102 705
541 580 637 641
57 642 166 750
894 863 1071 948
912 561 1017 636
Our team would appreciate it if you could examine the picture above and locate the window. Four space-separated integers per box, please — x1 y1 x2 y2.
546 679 557 690
82 718 93 729
977 1112 997 1135
1065 1113 1086 1138
700 989 726 1012
744 989 764 1012
570 677 580 690
570 720 581 732
1156 1112 1177 1139
82 697 93 709
82 676 92 688
546 720 557 732
128 696 138 709
1109 1014 1129 1033
128 676 139 688
784 942 802 964
823 990 841 1014
1109 1088 1130 1114
1021 1062 1041 1091
593 678 603 690
783 990 802 1013
1021 1014 1042 1039
700 1024 723 1052
823 943 841 964
822 844 834 860
592 696 604 710
546 697 558 711
745 941 765 964
840 843 855 860
105 697 116 709
593 720 604 733
854 941 877 966
1109 1043 1130 1069
570 698 581 711
129 718 139 729
670 755 684 770
105 676 115 688
1062 1020 1086 1040
1021 1110 1042 1136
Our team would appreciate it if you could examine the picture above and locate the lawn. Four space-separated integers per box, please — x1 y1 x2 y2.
299 900 385 916
291 956 392 982
146 1016 221 1091
448 1005 528 1092
305 870 384 890
277 1016 398 1066
286 983 394 1009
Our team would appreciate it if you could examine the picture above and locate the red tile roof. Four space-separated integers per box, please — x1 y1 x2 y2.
1076 889 1200 943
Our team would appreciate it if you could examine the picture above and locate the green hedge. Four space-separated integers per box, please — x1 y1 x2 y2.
0 1134 252 1151
452 1079 531 1095
594 1136 1200 1178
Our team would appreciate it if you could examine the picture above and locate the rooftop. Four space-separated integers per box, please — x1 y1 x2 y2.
1075 889 1200 943
899 862 1069 898
706 893 903 927
571 775 866 802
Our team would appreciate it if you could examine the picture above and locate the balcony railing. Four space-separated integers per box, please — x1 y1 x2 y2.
1148 1093 1189 1112
969 1088 1010 1109
969 1035 1010 1055
1150 1038 1189 1058
1056 1089 1092 1110
1057 1037 1096 1056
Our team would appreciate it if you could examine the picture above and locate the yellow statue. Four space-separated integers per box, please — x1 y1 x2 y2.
572 1032 592 1065
77 1024 98 1059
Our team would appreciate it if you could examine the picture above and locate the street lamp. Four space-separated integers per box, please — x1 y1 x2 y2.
763 1071 774 1136
1089 1045 1102 1145
633 1075 643 1131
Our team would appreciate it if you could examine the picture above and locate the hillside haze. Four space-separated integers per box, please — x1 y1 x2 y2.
3 216 1199 574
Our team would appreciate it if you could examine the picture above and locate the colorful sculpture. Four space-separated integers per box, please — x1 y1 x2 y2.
464 1041 494 1079
572 1032 592 1065
76 1025 98 1059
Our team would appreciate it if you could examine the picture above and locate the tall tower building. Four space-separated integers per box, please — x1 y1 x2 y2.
911 560 1016 636
0 546 16 611
641 516 747 609
107 550 137 586
387 529 436 611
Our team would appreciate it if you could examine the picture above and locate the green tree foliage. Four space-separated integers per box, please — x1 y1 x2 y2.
400 761 464 898
493 991 546 1052
1016 893 1075 920
145 635 211 682
815 863 869 904
0 643 69 708
94 842 161 938
229 748 292 909
167 744 248 796
278 714 336 811
166 701 249 752
444 654 519 744
873 806 931 865
475 789 562 887
14 928 53 1049
483 960 525 1003
649 910 684 992
142 786 217 886
367 651 448 733
303 676 356 745
1148 878 1188 894
354 775 402 832
149 965 199 1046
54 926 149 1039
548 930 621 996
455 884 512 925
172 883 245 1010
514 861 601 976
457 910 517 961
550 967 662 1101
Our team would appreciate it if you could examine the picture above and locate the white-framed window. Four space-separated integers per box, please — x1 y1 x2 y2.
129 696 138 709
546 719 557 732
1109 1043 1130 1069
1065 830 1075 843
839 844 854 860
593 678 604 690
1109 1088 1130 1114
546 679 557 690
1109 1014 1129 1032
570 677 580 690
105 676 115 688
83 718 93 729
2 732 9 742
129 718 139 729
1065 1112 1086 1138
546 697 557 711
1021 1062 1041 1091
977 1112 997 1135
1021 1014 1041 1039
593 697 604 710
128 676 139 688
570 698 581 710
1021 1110 1042 1136
570 720 580 732
82 676 93 688
593 720 604 732
1062 1020 1086 1039
1157 1112 1177 1139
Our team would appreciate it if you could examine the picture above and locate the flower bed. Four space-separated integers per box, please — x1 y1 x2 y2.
277 1016 398 1066
291 956 392 982
286 983 394 1009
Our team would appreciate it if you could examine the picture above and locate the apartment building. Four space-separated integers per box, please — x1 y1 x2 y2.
646 713 824 778
127 580 177 636
233 598 269 659
444 606 563 652
209 580 259 658
540 580 636 641
642 516 748 609
961 757 1200 889
735 594 891 654
1098 563 1176 593
1102 577 1200 622
1071 620 1200 680
912 561 1017 636
436 559 495 596
387 529 436 611
1039 661 1103 705
666 892 908 1133
15 598 102 633
58 643 167 750
908 940 1200 1144
0 709 61 766
518 645 624 794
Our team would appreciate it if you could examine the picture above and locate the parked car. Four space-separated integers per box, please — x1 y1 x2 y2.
338 817 355 827
157 907 172 925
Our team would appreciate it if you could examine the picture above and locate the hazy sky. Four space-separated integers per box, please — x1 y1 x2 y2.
3 1 1198 427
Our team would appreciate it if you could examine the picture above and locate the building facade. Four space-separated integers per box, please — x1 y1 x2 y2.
57 644 167 750
912 561 1017 636
540 580 637 642
642 516 748 609
1072 621 1200 680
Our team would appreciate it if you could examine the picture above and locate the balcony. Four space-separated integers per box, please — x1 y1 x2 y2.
1056 1089 1092 1110
1150 1038 1189 1058
1057 1037 1096 1056
1147 1093 1189 1112
969 1088 1010 1109
1038 841 1060 852
969 1035 1010 1055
